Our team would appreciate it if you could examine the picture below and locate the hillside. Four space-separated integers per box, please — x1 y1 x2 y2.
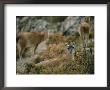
16 16 94 74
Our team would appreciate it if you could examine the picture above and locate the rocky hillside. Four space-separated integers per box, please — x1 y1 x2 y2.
16 16 94 74
16 16 94 35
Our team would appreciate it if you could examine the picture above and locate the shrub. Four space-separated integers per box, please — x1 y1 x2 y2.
47 33 66 44
38 43 69 60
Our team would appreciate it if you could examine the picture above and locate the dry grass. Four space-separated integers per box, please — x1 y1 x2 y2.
17 40 94 74
38 43 69 60
47 33 66 44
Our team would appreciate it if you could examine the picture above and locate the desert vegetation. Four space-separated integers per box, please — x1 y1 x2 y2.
16 16 94 74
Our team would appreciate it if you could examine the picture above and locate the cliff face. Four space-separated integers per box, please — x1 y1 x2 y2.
16 16 94 35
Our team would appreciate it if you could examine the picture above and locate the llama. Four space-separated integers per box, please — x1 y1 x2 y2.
78 17 90 49
16 31 48 60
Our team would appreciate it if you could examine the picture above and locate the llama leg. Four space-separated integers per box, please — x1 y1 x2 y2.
85 34 88 48
87 34 89 47
19 49 22 61
34 44 38 54
84 35 87 48
20 47 25 60
80 34 83 48
17 44 22 61
82 35 85 50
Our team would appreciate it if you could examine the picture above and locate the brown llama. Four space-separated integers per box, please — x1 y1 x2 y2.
16 31 48 60
79 17 90 49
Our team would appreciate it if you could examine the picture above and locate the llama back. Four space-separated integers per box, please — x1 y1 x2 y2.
17 32 46 47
